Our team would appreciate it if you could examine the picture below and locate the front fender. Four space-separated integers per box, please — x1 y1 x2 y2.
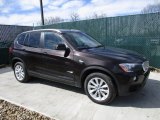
80 66 119 89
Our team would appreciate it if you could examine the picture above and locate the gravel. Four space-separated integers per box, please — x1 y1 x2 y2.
0 99 54 120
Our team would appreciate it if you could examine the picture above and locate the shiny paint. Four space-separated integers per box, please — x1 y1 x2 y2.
11 29 150 96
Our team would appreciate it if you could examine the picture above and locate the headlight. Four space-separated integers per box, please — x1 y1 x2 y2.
119 63 138 72
142 61 149 72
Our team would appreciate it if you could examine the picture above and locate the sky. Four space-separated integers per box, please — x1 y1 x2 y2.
0 0 159 26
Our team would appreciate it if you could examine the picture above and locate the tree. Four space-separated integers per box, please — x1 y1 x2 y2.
36 16 64 25
141 3 160 14
44 17 64 25
91 13 106 19
70 12 80 22
86 12 107 20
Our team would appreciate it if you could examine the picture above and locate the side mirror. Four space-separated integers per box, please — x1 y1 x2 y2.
56 43 70 57
56 44 67 50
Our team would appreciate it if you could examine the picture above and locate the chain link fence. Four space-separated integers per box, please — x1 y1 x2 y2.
0 48 9 65
0 25 32 48
0 13 159 68
0 25 32 64
36 13 160 68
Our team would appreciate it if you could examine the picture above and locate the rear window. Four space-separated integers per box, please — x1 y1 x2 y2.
25 32 41 48
17 33 26 45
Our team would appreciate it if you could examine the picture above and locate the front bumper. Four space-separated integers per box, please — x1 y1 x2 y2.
116 70 150 96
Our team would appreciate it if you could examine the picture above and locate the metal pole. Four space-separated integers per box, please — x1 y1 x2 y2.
40 0 44 25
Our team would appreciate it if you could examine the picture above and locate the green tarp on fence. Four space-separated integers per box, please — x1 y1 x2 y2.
0 25 32 65
0 48 9 65
36 13 160 68
0 13 159 68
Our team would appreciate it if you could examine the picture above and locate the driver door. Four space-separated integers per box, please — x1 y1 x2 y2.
41 31 75 83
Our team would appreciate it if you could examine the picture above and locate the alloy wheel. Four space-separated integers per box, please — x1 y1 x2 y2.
87 77 109 101
15 64 25 81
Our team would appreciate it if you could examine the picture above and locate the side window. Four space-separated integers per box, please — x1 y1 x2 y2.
17 33 26 45
26 32 41 48
27 32 41 48
25 32 41 48
24 34 29 46
44 32 63 50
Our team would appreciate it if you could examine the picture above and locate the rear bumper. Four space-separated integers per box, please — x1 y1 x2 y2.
116 70 150 96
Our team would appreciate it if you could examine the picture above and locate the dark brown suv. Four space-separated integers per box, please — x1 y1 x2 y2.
10 29 150 104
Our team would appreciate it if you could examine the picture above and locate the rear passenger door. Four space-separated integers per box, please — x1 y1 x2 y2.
23 32 43 73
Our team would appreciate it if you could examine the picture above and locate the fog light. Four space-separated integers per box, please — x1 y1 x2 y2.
133 76 137 81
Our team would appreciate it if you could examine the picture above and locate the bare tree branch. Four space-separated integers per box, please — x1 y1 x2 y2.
36 16 64 25
86 12 107 20
70 12 80 22
44 17 64 25
141 3 160 14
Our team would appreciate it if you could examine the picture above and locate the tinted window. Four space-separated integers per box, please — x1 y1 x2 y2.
44 32 63 50
27 32 41 48
62 32 101 49
24 34 29 46
17 33 26 45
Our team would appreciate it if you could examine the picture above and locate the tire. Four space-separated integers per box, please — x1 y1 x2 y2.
84 72 117 104
14 62 29 83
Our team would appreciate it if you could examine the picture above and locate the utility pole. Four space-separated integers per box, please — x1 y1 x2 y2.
40 0 44 25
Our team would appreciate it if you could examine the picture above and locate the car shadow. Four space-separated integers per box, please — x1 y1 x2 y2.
110 78 160 108
28 77 160 108
0 66 12 74
28 77 85 94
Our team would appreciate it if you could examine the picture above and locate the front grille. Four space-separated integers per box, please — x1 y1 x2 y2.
142 61 149 72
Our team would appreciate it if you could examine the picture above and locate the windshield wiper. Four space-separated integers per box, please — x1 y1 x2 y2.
77 45 104 50
94 45 104 48
89 45 104 49
77 47 91 50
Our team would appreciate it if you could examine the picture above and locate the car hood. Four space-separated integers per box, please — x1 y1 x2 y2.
82 47 146 63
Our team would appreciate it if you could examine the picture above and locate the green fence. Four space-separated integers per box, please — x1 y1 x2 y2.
0 25 32 65
36 13 160 68
0 48 9 65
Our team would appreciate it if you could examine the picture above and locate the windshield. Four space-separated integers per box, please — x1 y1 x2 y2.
62 32 102 49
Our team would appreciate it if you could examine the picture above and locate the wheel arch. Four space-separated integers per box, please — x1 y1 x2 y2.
80 66 119 91
11 57 25 69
